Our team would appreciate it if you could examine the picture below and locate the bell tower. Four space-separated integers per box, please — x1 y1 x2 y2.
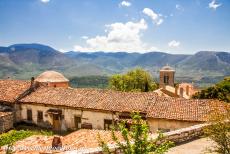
159 65 175 88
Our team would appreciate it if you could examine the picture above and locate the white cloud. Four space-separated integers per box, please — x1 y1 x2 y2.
81 36 88 40
119 1 131 7
142 8 164 26
168 40 180 47
41 0 50 3
74 19 157 53
209 0 222 10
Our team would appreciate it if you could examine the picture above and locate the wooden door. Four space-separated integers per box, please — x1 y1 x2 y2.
53 114 61 131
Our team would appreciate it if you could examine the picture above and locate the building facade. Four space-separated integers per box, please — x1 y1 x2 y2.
0 70 227 133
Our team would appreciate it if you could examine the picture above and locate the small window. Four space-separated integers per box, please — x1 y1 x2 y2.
186 85 189 95
37 111 43 122
164 75 169 84
104 119 113 130
27 109 32 121
74 116 81 129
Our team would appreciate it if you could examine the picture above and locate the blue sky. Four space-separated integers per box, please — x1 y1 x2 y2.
0 0 229 54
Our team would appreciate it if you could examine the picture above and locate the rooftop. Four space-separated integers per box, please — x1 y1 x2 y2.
0 80 30 103
20 86 228 122
3 129 123 154
35 70 69 83
160 65 175 72
0 79 227 122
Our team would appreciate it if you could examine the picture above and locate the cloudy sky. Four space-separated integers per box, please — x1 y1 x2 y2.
0 0 229 54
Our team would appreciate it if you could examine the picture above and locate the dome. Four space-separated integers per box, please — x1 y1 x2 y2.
160 65 175 71
35 71 69 83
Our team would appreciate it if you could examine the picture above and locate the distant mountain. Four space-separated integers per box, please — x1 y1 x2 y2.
0 43 229 86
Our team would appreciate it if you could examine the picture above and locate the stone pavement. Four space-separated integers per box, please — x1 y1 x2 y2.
167 138 216 154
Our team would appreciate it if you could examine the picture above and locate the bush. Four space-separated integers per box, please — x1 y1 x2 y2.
98 113 174 154
0 129 53 146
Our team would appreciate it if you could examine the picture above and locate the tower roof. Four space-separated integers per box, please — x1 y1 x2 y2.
35 71 69 83
160 65 175 72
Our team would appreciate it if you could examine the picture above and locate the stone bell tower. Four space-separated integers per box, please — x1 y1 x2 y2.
159 65 175 88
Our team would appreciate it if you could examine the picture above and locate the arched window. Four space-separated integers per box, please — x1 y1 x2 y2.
164 75 169 84
180 88 184 97
186 85 189 95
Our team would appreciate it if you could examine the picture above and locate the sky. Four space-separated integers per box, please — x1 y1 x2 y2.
0 0 230 54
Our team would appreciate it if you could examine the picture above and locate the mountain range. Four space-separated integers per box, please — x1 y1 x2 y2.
0 43 229 87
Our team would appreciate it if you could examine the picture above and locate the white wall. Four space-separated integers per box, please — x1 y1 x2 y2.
20 104 115 130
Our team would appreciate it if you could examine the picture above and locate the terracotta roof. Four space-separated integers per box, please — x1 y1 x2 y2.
0 80 30 103
160 65 175 71
0 80 226 122
20 87 157 113
3 129 123 154
20 86 228 122
35 71 69 83
147 98 228 121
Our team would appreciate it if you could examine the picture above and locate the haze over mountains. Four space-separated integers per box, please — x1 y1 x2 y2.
0 43 229 86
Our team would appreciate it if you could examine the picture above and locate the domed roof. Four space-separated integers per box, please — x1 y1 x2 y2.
35 71 69 83
160 65 175 71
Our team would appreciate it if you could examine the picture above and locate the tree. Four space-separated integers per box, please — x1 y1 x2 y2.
204 105 230 154
193 76 230 103
98 113 174 154
109 68 157 92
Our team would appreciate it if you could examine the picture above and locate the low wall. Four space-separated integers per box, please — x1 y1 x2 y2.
0 112 13 133
161 123 207 144
66 123 208 154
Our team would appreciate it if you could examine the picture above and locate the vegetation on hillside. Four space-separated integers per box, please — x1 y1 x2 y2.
98 113 174 154
204 106 230 154
192 76 230 102
109 68 157 92
70 76 108 88
0 129 53 146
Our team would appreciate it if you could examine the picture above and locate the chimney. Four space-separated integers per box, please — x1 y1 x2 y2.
30 77 35 88
52 136 62 150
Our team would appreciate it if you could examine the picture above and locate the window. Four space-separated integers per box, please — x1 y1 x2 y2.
104 119 113 130
186 85 189 95
180 88 184 97
164 75 169 84
27 109 32 121
37 111 43 122
74 116 81 129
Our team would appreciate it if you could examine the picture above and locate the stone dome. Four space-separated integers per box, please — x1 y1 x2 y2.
160 65 175 72
35 71 69 83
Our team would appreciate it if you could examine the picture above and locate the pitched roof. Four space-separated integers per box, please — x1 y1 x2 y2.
20 87 157 113
0 80 226 122
5 129 123 154
35 71 69 83
20 86 228 122
160 65 175 72
147 98 228 121
0 80 30 103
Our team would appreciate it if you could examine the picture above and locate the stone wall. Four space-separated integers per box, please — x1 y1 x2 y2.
0 112 13 133
148 118 201 133
159 123 207 144
70 123 208 154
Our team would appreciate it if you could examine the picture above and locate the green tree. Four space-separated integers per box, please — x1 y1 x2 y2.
109 68 157 92
204 106 230 154
98 113 173 154
193 76 230 103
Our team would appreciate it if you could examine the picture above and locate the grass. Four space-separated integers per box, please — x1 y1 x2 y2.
0 129 53 146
